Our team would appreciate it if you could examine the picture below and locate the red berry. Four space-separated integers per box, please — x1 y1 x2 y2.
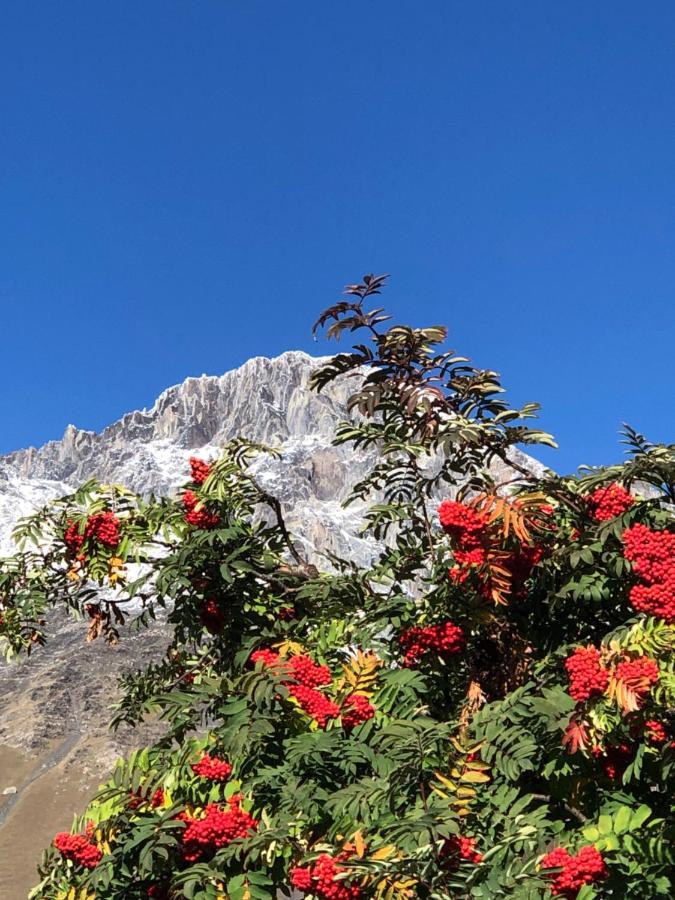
189 457 212 485
541 845 607 897
399 621 465 666
200 597 225 634
191 753 233 782
623 525 675 622
180 794 257 862
291 853 361 900
250 647 281 667
341 693 375 730
644 719 668 744
441 834 483 867
64 520 86 554
287 654 332 688
586 483 634 521
592 743 633 780
288 684 340 729
183 490 220 529
53 831 102 869
564 647 609 703
438 501 488 548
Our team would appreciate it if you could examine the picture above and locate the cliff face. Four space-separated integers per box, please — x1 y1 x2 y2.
0 351 542 888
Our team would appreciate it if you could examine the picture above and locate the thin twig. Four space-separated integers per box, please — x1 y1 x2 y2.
530 793 588 824
261 493 306 568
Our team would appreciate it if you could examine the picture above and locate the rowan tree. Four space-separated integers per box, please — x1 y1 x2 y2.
1 275 673 899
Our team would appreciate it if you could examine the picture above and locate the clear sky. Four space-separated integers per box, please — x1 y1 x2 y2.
1 2 673 473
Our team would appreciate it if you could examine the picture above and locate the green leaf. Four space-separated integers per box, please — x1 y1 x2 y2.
629 805 652 830
614 805 632 834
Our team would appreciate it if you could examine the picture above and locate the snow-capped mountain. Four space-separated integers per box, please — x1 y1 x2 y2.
0 351 376 560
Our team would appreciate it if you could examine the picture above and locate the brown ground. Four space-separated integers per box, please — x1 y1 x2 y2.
0 743 99 899
0 611 171 899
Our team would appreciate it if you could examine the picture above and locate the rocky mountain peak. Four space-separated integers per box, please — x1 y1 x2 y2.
0 351 361 552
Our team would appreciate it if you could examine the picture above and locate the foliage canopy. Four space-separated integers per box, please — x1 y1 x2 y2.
1 275 673 899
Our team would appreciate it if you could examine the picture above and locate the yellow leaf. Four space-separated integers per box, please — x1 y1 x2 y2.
466 761 491 772
607 675 641 714
456 786 477 798
341 650 382 694
353 830 366 858
460 769 491 783
434 771 458 790
370 845 396 861
274 640 305 658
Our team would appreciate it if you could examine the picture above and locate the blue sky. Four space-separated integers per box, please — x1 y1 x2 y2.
1 2 673 473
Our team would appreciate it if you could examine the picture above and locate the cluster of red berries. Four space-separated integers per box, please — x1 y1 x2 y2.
287 654 332 687
439 501 488 578
200 597 226 634
541 845 607 897
251 649 375 730
64 521 85 553
399 621 465 666
592 743 632 780
250 649 331 686
180 794 258 862
644 720 668 743
564 647 609 702
191 753 232 782
614 655 660 699
53 831 102 869
64 511 121 554
341 693 376 730
441 834 483 867
585 483 634 521
449 547 487 580
291 853 361 900
250 647 281 667
86 511 121 547
438 500 488 544
182 491 220 529
623 524 675 622
189 457 212 485
439 500 544 596
250 648 340 727
128 787 165 810
288 684 341 728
